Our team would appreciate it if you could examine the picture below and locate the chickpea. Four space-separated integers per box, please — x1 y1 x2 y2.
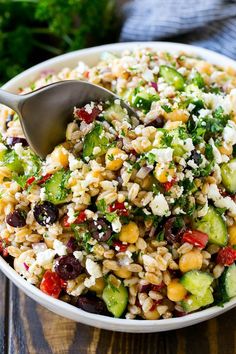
167 279 187 302
89 277 105 294
51 146 69 167
154 164 175 183
179 249 203 273
119 222 139 244
218 144 233 156
144 309 160 320
105 147 125 171
228 224 236 246
164 109 189 123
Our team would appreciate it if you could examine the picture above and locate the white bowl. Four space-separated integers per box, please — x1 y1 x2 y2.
1 42 236 332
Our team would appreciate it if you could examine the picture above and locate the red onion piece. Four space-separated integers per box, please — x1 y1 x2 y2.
136 166 153 179
150 82 158 91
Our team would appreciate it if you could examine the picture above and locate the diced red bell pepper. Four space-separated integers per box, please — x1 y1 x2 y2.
0 240 8 257
61 211 87 228
217 246 236 266
109 202 129 216
25 176 36 187
113 241 128 252
74 210 87 224
61 215 71 228
74 106 101 124
40 270 63 298
37 173 52 185
60 279 67 290
182 230 208 249
163 178 176 192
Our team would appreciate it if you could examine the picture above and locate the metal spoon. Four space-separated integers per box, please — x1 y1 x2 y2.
0 80 138 159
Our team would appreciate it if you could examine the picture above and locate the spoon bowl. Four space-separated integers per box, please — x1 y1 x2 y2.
0 80 138 158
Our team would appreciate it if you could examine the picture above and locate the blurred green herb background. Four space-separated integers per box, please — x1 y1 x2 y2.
0 0 120 84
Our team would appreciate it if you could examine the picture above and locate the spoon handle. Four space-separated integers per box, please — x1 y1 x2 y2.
0 89 21 113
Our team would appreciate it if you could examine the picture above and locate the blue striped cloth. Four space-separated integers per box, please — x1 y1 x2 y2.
120 0 236 59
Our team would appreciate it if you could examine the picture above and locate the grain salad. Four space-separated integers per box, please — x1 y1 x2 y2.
0 48 236 320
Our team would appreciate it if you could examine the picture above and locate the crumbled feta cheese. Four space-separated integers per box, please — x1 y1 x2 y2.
13 143 25 156
73 251 83 262
86 259 102 278
184 138 195 152
36 249 56 266
208 184 236 216
209 138 223 164
39 187 47 201
149 194 170 216
68 154 82 171
223 120 236 145
142 69 154 82
84 276 96 288
111 217 122 233
53 239 67 256
0 143 7 152
67 205 77 224
93 146 101 155
187 159 198 169
149 147 173 163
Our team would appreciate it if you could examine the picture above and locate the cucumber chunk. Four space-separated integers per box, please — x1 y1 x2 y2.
180 270 213 296
22 149 41 176
159 65 185 90
221 158 236 193
218 263 236 302
131 91 159 112
181 288 214 313
102 282 128 318
103 102 130 124
0 150 23 174
44 169 70 205
83 124 109 159
194 206 228 246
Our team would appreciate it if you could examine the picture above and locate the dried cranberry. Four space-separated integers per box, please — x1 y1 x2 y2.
174 310 187 317
163 217 186 244
77 294 108 315
139 284 152 293
55 255 82 280
6 210 26 228
33 201 59 226
75 106 102 124
151 282 165 292
88 218 112 242
6 137 28 147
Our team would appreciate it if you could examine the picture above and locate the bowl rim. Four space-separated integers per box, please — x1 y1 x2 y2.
1 41 236 331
